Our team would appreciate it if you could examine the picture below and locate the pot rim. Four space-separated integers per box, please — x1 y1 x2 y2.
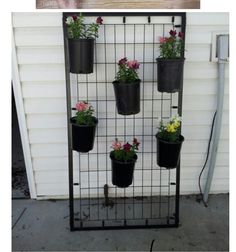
156 133 184 144
70 116 98 127
156 58 185 62
112 79 141 85
110 151 138 164
68 37 95 41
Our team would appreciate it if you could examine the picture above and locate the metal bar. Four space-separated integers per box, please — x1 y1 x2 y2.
94 41 100 221
86 74 91 220
72 223 178 231
77 214 169 221
114 24 118 221
63 12 186 17
133 23 136 220
95 42 176 45
167 94 173 222
62 15 74 231
123 18 127 222
76 185 169 189
71 98 171 102
63 12 186 231
69 116 170 119
150 23 155 218
66 60 180 64
103 23 109 221
158 24 165 219
79 168 166 172
175 13 186 226
141 23 146 219
75 61 166 64
77 151 175 155
76 73 83 224
79 200 169 206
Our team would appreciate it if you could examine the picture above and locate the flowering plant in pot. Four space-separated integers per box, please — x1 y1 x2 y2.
113 57 141 115
70 101 98 152
110 138 140 188
65 14 103 74
156 115 184 168
156 29 185 93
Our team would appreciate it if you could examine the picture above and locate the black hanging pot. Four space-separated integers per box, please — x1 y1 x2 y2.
156 58 185 93
110 152 137 188
70 117 98 152
68 38 95 74
112 80 140 115
156 133 184 169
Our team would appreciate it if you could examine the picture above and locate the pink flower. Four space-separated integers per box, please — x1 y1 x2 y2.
127 60 140 69
118 57 127 66
159 36 167 44
96 16 103 25
169 30 177 37
112 140 122 150
76 101 88 112
123 142 132 151
178 32 184 39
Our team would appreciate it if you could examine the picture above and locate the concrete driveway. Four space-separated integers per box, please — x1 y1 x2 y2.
12 194 229 251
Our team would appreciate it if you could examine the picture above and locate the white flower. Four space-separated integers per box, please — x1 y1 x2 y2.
171 114 181 123
66 16 74 25
157 117 162 126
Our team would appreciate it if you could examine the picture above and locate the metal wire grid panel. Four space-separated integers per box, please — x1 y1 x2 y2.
63 12 186 231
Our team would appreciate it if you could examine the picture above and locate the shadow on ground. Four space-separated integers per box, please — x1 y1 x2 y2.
12 194 229 251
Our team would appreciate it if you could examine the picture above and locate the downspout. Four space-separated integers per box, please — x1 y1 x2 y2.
203 35 229 202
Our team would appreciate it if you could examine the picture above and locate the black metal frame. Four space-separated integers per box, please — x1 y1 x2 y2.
63 12 186 231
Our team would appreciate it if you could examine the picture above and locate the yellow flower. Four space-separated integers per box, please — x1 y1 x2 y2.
166 123 176 133
173 121 180 129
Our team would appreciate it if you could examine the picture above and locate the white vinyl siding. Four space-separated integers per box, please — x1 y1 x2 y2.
12 12 229 198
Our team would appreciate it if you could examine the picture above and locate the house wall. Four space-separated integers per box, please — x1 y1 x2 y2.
12 12 229 198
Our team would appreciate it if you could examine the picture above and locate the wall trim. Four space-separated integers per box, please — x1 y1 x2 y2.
12 28 37 199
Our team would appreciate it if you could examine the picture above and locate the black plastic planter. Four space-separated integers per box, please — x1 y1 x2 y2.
70 117 98 152
156 58 185 93
110 152 137 188
68 38 95 74
156 133 184 169
112 80 140 115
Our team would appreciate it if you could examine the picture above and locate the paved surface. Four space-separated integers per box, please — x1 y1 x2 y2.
36 0 200 9
12 194 229 251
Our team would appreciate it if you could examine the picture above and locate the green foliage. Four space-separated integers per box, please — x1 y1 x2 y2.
66 13 102 39
159 30 184 59
115 58 140 83
111 138 140 162
113 149 136 162
75 101 95 126
116 64 138 83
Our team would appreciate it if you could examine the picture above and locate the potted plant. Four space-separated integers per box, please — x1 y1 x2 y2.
113 57 141 115
156 115 184 168
110 138 140 188
156 30 185 93
65 14 103 74
70 101 98 152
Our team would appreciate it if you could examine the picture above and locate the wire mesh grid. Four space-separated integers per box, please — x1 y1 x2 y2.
63 12 186 230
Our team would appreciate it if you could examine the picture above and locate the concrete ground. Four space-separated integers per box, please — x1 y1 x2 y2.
12 194 229 251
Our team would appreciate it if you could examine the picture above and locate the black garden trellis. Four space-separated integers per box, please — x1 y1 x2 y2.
62 12 186 231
